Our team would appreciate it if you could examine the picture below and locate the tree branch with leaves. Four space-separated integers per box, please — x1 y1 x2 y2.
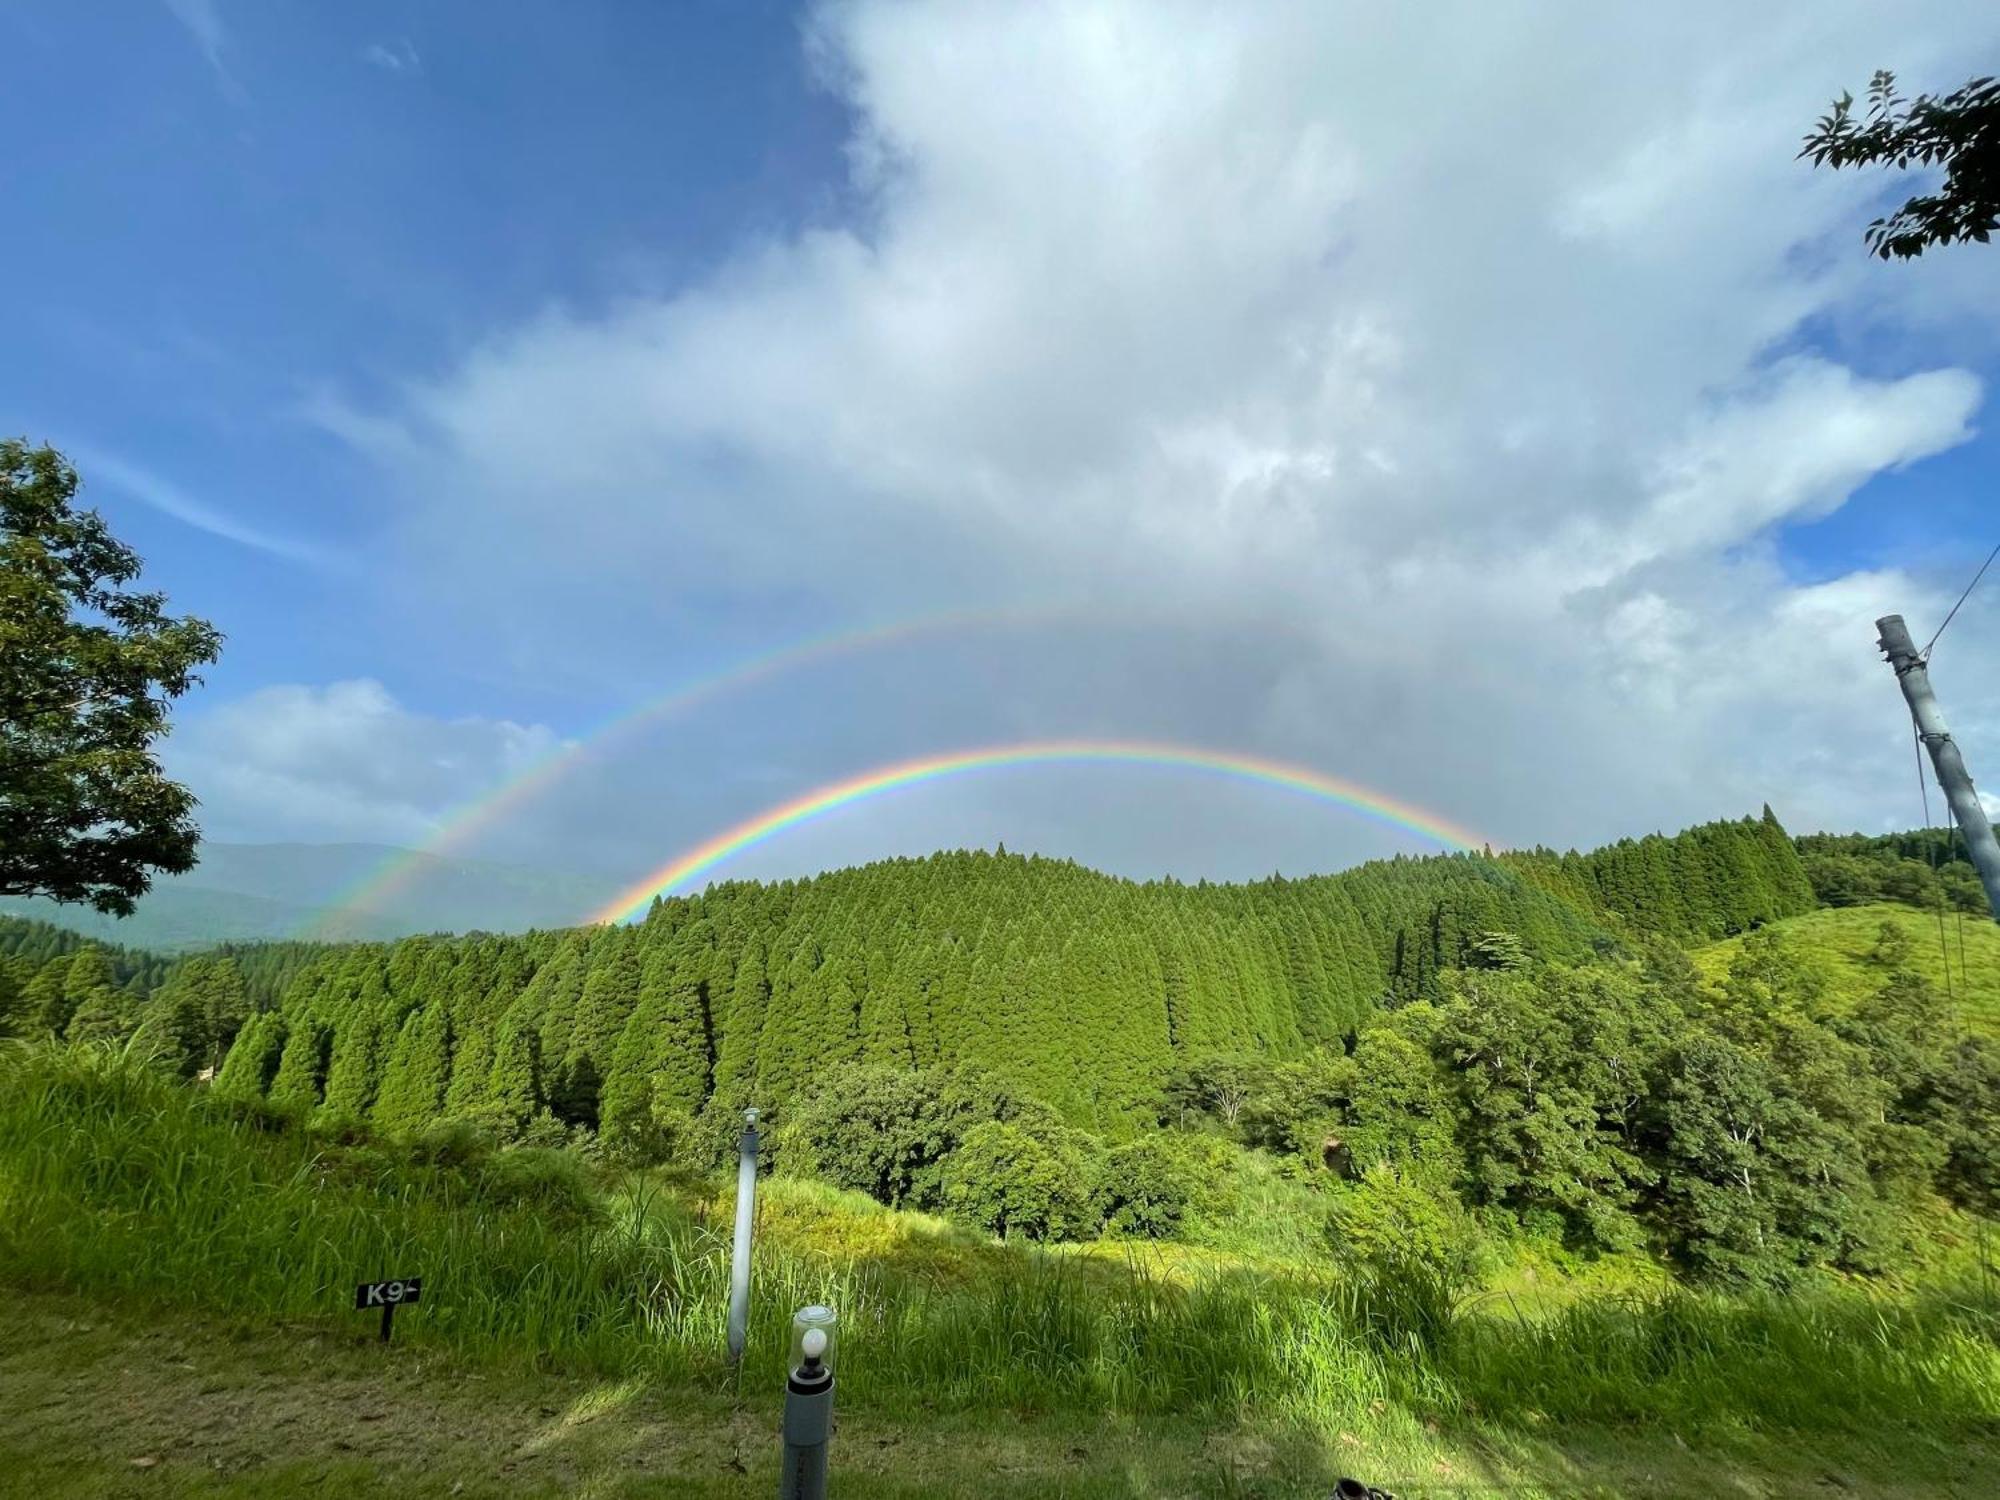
1801 70 2000 259
1 440 222 913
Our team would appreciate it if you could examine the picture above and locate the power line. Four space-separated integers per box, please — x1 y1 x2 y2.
1922 539 2000 659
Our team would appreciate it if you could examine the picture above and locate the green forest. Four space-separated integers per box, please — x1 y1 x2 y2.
4 808 1994 1291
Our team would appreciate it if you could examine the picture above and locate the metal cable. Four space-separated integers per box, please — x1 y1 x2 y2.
1922 539 2000 659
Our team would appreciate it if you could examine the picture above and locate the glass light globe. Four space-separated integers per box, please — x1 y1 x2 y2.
790 1303 836 1374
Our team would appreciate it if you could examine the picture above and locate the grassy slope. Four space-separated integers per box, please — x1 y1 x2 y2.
1694 901 2000 1033
8 1290 1995 1500
7 1040 2000 1498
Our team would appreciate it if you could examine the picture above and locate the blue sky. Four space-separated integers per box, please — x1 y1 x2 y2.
4 1 850 713
6 2 2000 900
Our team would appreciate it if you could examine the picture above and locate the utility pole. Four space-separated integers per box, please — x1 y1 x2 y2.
1877 614 2000 923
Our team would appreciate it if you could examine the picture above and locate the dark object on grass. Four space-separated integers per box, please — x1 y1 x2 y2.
1321 1135 1359 1179
1333 1479 1397 1500
354 1277 422 1342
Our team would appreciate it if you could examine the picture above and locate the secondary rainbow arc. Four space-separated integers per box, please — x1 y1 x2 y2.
588 739 1489 925
301 605 1077 935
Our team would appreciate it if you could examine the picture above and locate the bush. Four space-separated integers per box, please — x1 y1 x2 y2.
212 1090 296 1133
474 1145 599 1224
515 1108 586 1152
778 1060 1061 1213
306 1109 373 1148
1098 1132 1238 1239
411 1115 499 1168
939 1120 1100 1242
1325 1163 1485 1283
777 1062 962 1207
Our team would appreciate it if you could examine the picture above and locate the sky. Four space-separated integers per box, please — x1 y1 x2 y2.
5 1 2000 909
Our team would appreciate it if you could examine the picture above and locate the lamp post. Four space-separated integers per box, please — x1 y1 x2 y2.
778 1305 837 1500
727 1107 760 1364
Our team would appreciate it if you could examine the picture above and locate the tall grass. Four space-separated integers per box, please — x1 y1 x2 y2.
3 1041 1996 1439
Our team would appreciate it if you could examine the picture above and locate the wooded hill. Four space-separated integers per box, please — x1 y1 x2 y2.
3 810 1813 1139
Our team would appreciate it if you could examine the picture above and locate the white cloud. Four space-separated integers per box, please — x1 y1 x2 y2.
310 1 2000 877
162 0 242 100
170 681 567 847
1554 358 1981 588
74 446 335 569
363 40 420 73
163 0 224 64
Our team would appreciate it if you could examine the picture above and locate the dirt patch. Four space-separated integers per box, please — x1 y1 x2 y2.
3 1294 769 1494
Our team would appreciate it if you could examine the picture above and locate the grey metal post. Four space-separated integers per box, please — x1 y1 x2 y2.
727 1107 760 1363
778 1318 834 1500
1878 614 2000 922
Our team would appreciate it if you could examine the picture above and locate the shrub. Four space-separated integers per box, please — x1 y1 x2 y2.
474 1145 598 1224
306 1109 373 1148
777 1063 962 1206
411 1115 500 1168
515 1108 587 1152
1098 1132 1238 1239
1326 1163 1485 1282
778 1060 1060 1213
939 1120 1100 1242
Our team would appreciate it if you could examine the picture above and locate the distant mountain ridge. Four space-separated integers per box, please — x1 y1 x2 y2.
0 841 621 951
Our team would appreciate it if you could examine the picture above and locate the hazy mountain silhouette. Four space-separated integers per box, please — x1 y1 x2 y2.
0 842 621 950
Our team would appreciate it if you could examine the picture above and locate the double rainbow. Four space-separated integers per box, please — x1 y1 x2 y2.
587 739 1488 925
304 605 1077 934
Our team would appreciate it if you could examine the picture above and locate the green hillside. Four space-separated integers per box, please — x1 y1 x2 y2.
5 815 1998 1495
118 810 1805 1140
1695 902 2000 1035
4 1045 1995 1500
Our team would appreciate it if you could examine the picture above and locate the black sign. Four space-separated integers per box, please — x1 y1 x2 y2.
355 1278 422 1310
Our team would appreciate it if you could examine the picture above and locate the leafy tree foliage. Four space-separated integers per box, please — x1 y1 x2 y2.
939 1119 1099 1242
373 1003 454 1138
1097 1132 1237 1239
1326 1164 1482 1279
0 441 222 913
211 1010 286 1100
1795 829 1990 916
177 814 1810 1156
266 1017 330 1115
1434 966 1654 1251
21 954 74 1037
1932 1037 2000 1216
0 956 26 1039
778 1060 1051 1210
130 954 249 1076
59 949 131 1042
1802 71 2000 259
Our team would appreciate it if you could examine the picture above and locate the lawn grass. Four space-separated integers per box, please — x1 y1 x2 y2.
1694 900 2000 1033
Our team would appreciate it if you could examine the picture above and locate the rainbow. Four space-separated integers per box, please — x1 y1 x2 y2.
587 740 1489 925
302 605 1081 935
